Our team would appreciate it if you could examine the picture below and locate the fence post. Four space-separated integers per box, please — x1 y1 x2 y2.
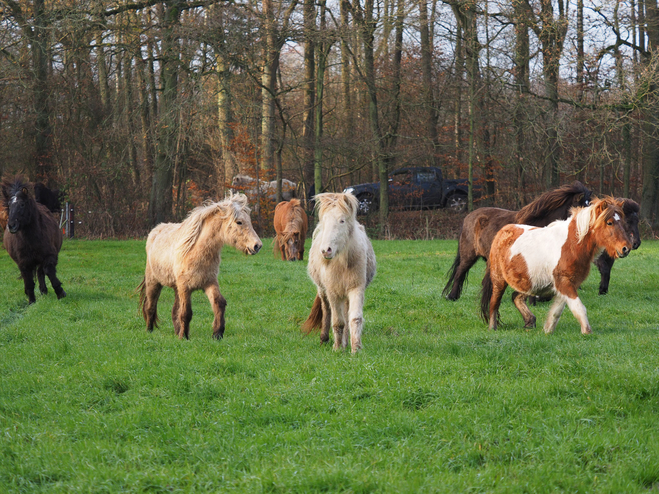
65 203 75 239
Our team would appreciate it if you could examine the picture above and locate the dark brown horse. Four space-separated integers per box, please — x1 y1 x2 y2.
273 198 308 261
2 177 66 303
594 198 641 295
443 181 592 301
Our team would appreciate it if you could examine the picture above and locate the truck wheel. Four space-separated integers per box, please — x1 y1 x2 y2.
447 193 468 213
357 194 376 215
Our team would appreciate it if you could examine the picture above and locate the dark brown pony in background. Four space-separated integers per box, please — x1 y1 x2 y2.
273 198 308 261
443 181 592 301
2 176 66 303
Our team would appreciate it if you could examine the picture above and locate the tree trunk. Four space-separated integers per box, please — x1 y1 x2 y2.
419 0 438 166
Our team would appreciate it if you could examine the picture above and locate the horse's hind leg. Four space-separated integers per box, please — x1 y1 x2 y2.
43 260 66 299
172 287 181 336
204 283 227 340
347 289 365 353
37 265 47 295
488 281 507 331
176 288 193 340
20 267 37 304
512 291 536 328
444 239 480 301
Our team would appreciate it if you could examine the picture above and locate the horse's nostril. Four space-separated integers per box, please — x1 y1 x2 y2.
254 244 261 253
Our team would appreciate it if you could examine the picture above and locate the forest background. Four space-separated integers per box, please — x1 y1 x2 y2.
0 0 657 238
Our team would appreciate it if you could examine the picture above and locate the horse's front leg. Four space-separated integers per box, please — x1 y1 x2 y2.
346 289 365 353
204 283 227 340
565 295 592 335
594 252 614 295
176 288 193 339
37 265 47 295
327 295 346 351
319 293 332 344
43 260 66 299
20 266 36 304
543 295 567 334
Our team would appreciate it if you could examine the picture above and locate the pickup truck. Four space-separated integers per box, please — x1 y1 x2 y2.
343 166 478 214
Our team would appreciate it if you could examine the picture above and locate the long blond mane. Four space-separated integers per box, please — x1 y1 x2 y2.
314 192 358 220
177 193 250 257
573 197 623 243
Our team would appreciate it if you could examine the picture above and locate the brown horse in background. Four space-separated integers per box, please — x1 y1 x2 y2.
443 181 592 301
273 199 308 261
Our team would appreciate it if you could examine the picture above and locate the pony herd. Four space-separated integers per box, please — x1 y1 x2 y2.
1 175 642 351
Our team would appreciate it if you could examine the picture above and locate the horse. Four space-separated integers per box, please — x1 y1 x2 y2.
231 174 296 202
443 181 592 301
480 197 632 335
34 182 63 213
302 192 376 353
138 193 262 340
2 177 66 303
273 199 308 261
594 198 641 295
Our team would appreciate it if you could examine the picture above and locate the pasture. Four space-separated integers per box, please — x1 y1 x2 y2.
0 238 658 493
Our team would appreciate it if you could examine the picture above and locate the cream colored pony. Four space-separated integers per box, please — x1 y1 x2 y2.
302 192 376 353
138 193 262 340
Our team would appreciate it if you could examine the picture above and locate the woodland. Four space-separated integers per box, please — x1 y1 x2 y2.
0 0 656 237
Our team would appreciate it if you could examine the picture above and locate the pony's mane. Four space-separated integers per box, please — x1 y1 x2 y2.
284 199 304 229
1 175 31 209
177 193 250 257
515 181 590 224
573 196 623 243
314 192 358 219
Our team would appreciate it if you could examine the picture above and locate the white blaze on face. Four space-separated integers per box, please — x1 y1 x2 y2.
613 213 621 222
10 196 17 205
509 221 570 291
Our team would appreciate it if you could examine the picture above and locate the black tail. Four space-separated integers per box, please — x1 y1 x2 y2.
480 268 493 322
442 249 466 300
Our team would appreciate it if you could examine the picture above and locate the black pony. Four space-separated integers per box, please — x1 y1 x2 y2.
34 182 63 213
2 177 66 303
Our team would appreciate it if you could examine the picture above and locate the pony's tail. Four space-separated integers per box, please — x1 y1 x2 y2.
480 267 493 322
442 249 464 300
302 294 323 333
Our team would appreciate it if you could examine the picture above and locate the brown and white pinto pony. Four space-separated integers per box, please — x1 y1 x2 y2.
138 193 262 340
480 197 632 335
302 193 376 353
273 199 308 261
443 181 592 301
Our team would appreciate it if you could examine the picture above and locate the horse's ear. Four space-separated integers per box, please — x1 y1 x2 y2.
21 187 29 196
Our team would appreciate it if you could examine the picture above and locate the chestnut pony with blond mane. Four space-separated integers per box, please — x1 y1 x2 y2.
273 198 308 261
302 193 376 353
139 193 262 340
480 197 632 335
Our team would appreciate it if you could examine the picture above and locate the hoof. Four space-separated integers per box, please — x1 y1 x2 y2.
212 331 224 340
57 290 67 300
40 288 48 295
581 328 593 335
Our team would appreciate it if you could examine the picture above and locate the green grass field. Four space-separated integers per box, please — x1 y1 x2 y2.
0 237 658 493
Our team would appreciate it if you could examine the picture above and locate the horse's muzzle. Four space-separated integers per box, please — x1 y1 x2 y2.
248 243 262 255
8 224 19 234
617 246 630 258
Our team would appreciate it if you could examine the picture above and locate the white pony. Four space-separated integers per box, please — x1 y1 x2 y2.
302 192 376 353
231 174 296 202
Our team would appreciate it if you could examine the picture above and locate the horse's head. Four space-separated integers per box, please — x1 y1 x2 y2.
590 197 632 259
620 198 641 250
571 181 593 208
314 192 358 260
2 178 35 234
223 193 262 255
281 231 301 261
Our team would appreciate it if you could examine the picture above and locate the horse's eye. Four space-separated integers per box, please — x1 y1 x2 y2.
236 221 243 226
340 219 345 224
607 220 613 226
